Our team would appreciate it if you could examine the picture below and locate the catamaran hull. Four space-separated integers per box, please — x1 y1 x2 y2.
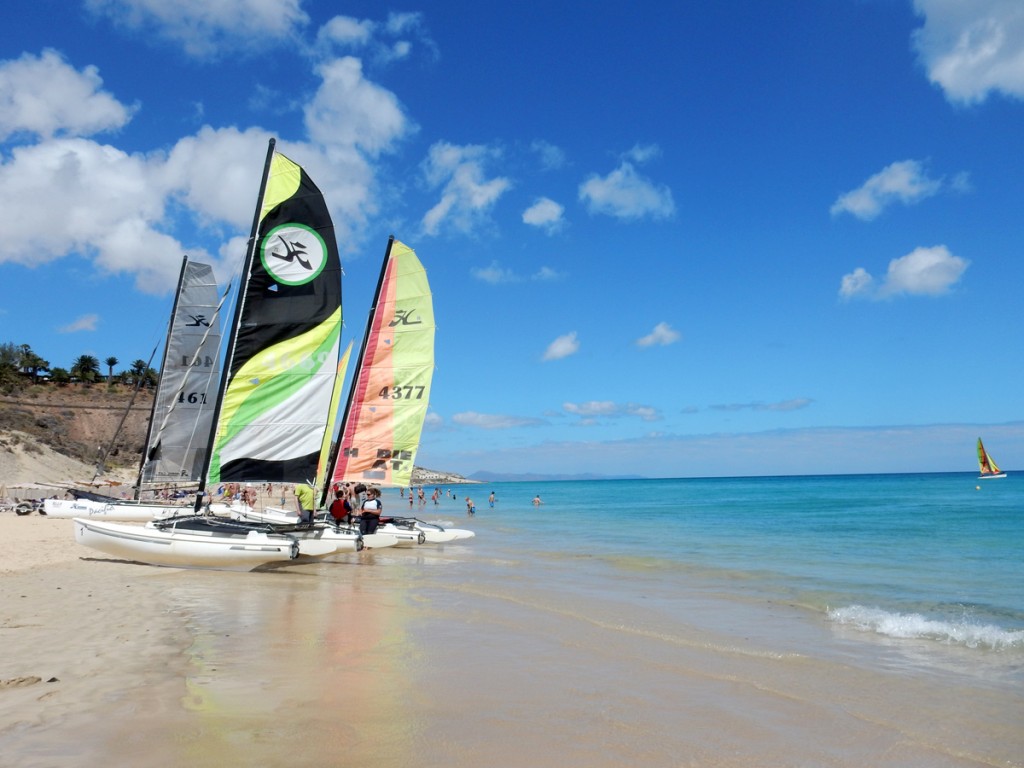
46 498 190 522
420 527 475 543
979 473 1007 479
388 518 475 543
74 518 299 569
373 524 426 547
290 525 362 554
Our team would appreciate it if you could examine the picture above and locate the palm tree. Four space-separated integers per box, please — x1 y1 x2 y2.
130 359 148 387
71 354 100 383
19 345 49 382
104 356 119 382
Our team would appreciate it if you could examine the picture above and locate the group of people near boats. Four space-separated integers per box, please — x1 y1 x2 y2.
326 483 384 534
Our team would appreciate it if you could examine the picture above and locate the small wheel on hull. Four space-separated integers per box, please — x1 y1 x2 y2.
15 503 33 516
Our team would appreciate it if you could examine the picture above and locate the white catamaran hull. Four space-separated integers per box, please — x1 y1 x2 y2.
373 523 426 547
74 518 304 569
979 473 1007 480
401 519 475 543
45 497 192 521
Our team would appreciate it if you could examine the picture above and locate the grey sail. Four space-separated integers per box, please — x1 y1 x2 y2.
140 260 223 484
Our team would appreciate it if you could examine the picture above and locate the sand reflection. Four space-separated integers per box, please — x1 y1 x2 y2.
167 561 420 767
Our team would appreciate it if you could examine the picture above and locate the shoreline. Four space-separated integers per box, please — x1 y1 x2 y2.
2 513 1021 767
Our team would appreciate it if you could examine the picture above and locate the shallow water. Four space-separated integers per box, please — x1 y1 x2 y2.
5 474 1022 767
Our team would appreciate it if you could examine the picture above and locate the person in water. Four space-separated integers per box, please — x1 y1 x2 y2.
465 496 476 516
532 494 543 506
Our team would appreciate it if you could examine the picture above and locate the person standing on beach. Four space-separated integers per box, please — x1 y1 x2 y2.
294 483 315 524
242 484 257 508
359 488 383 534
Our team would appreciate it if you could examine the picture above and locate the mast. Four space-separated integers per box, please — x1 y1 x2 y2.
193 138 276 512
318 235 395 507
132 255 189 498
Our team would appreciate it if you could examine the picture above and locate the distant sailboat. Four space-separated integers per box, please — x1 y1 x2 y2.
977 438 1007 480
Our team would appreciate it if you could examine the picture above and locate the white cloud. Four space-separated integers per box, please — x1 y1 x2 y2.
830 160 944 220
532 266 562 281
636 321 681 347
452 412 545 429
0 50 136 141
84 0 309 58
564 401 619 417
880 245 970 297
531 140 566 170
624 143 662 163
316 11 433 64
58 314 100 333
316 15 374 48
472 261 518 284
563 400 661 422
424 412 443 430
839 267 875 299
579 162 675 221
421 142 511 236
522 197 565 233
304 57 411 156
912 0 1024 104
543 331 579 361
0 138 188 291
0 46 414 295
840 245 969 301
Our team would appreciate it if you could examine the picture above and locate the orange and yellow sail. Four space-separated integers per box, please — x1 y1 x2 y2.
328 238 434 489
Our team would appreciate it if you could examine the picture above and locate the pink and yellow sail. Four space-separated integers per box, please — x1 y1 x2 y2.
328 238 434 489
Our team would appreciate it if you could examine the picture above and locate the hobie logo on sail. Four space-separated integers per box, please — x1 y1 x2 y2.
260 223 328 286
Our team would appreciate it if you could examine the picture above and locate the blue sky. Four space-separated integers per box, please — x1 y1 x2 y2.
1 0 1021 478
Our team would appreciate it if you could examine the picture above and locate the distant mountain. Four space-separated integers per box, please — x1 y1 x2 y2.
468 470 645 482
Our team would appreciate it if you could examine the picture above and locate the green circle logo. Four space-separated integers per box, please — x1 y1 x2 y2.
260 223 328 285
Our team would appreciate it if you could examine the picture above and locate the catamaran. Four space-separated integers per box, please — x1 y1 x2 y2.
977 438 1007 479
322 236 473 544
74 139 360 567
48 257 223 521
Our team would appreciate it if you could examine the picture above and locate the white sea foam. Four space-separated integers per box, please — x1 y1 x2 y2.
828 605 1024 650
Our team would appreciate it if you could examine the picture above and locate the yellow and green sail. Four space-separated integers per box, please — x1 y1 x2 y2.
207 147 342 484
329 238 434 489
977 438 1002 477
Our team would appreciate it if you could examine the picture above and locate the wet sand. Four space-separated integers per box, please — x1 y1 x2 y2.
1 513 1021 767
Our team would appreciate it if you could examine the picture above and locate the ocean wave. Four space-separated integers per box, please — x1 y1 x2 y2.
828 605 1024 650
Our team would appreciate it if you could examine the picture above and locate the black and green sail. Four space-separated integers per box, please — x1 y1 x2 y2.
207 144 342 484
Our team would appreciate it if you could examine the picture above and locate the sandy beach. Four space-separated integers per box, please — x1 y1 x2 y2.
1 504 1021 768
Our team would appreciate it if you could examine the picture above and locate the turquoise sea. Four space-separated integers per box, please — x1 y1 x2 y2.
395 472 1024 682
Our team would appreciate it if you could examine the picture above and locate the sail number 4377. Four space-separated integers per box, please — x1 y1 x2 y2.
378 385 425 400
